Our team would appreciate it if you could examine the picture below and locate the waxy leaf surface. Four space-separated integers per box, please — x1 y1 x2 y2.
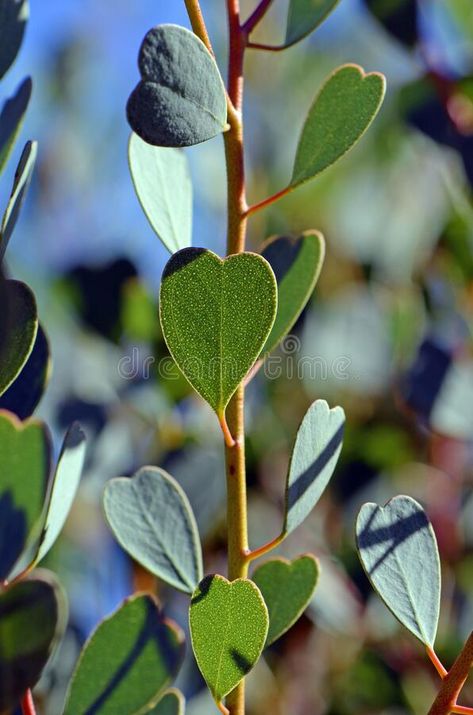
0 77 31 175
0 0 28 80
190 575 268 703
0 410 50 579
146 689 185 715
0 140 37 261
0 323 50 419
285 0 340 46
0 573 66 711
160 248 277 416
64 595 185 715
129 132 192 253
252 555 319 645
261 231 324 356
32 423 86 566
127 24 227 148
0 279 38 396
104 466 203 593
290 65 385 189
356 495 441 647
284 399 344 534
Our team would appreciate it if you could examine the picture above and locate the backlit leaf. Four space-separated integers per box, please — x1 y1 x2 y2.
0 77 31 175
0 140 37 261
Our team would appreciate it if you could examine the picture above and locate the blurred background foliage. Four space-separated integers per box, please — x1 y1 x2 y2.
5 0 473 713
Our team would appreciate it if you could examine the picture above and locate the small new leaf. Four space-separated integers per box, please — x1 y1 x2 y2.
189 575 268 703
0 572 66 711
0 140 38 262
356 495 441 647
128 132 192 254
261 231 324 357
159 248 277 418
104 466 203 594
252 555 319 645
127 25 227 148
64 595 185 715
285 0 340 46
290 64 386 189
284 399 345 535
0 77 32 175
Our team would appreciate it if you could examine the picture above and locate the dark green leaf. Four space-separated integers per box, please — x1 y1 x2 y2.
190 575 268 704
104 466 203 594
252 555 319 645
159 248 277 418
64 594 185 715
356 495 441 647
0 0 28 80
127 25 227 148
0 324 50 419
32 423 86 567
0 409 50 580
0 279 38 396
261 231 324 356
128 132 192 253
0 77 32 175
290 64 385 189
0 572 66 711
146 689 185 715
285 0 340 46
284 400 345 535
0 140 37 261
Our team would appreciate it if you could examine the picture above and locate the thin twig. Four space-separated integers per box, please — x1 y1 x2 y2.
245 186 292 217
243 533 285 564
21 691 37 715
243 0 275 35
428 632 473 715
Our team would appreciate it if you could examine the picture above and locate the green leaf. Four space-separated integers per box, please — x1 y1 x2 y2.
159 248 277 418
0 572 66 711
0 140 38 261
0 77 32 175
356 495 441 647
104 466 203 594
128 132 192 254
32 423 86 567
290 64 386 189
0 323 51 419
252 555 319 645
64 594 185 715
190 575 268 704
127 25 227 148
284 399 345 535
285 0 340 46
146 689 185 715
0 279 38 397
0 0 29 80
261 231 324 356
0 409 50 580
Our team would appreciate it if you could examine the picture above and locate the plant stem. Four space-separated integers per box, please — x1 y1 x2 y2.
243 532 285 564
428 631 473 715
183 0 214 53
243 0 275 35
21 691 37 715
427 646 448 679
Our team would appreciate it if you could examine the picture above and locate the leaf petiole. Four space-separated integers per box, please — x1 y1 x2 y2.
242 0 275 35
245 186 292 217
427 646 448 679
243 532 286 564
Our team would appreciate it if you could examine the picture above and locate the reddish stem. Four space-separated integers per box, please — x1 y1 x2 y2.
21 690 37 715
243 0 274 35
428 632 473 715
245 186 292 217
427 646 448 679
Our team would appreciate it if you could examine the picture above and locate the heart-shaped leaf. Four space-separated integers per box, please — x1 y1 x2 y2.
285 0 340 46
0 323 50 419
190 575 268 704
0 77 32 175
127 24 227 148
0 279 38 396
0 140 37 261
0 572 66 711
128 132 192 253
290 64 385 189
146 689 185 715
160 248 277 418
284 399 345 535
261 231 324 356
104 466 203 594
0 0 29 80
0 410 50 580
64 594 185 715
31 422 86 567
356 495 441 647
252 555 319 645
